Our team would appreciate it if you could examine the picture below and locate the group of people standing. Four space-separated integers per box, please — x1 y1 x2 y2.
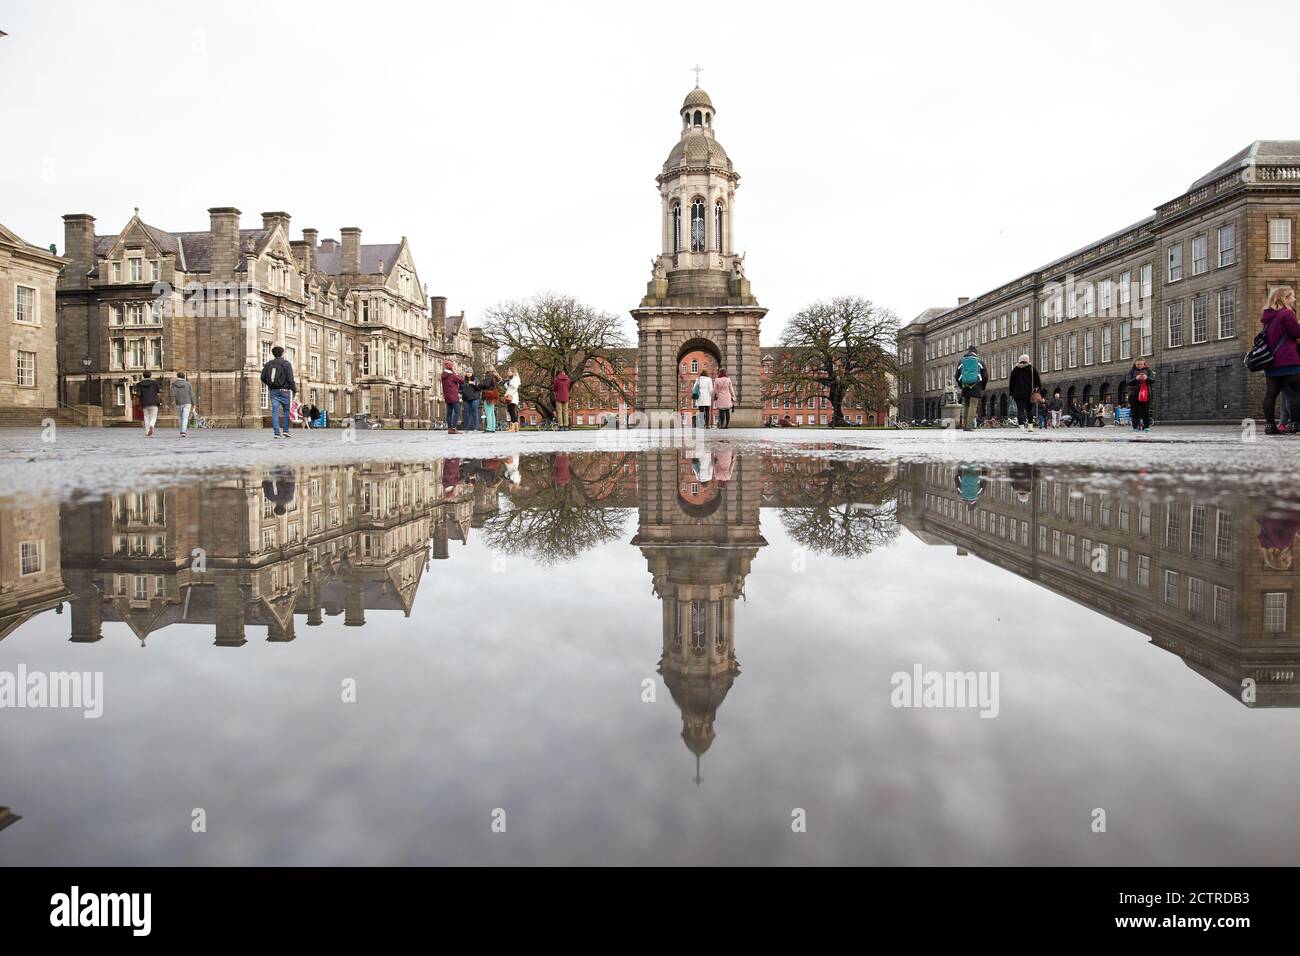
956 347 1156 434
439 362 522 434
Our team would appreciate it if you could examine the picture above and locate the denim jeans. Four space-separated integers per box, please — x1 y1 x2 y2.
271 389 292 434
461 399 479 431
446 400 460 428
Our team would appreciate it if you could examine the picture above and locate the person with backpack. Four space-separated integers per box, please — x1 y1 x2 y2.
170 371 196 437
1007 354 1042 431
552 369 571 430
1258 287 1300 435
260 346 297 438
460 369 481 432
441 360 464 434
693 368 714 428
1126 359 1156 433
134 371 163 437
954 462 987 511
954 346 988 431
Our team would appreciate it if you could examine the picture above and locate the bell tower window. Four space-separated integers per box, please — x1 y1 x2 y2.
690 201 706 252
714 201 724 253
693 110 702 127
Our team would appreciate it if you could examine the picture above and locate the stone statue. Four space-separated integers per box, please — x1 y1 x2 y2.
732 252 746 278
651 257 666 280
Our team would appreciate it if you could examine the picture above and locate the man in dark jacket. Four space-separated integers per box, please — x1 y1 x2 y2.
953 346 988 431
260 346 297 438
460 370 481 432
1007 354 1042 431
135 371 163 437
1126 360 1155 432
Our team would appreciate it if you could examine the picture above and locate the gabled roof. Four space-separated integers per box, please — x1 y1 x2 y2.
316 242 402 277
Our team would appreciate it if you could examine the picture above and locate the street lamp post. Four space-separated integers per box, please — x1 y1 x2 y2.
82 357 92 406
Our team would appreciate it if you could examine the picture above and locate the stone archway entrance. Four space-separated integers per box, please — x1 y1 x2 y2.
631 315 764 427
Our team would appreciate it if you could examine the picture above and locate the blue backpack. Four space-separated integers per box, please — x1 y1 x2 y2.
959 354 982 387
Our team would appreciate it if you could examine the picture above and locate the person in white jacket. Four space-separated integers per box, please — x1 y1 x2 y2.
694 370 714 428
502 366 522 433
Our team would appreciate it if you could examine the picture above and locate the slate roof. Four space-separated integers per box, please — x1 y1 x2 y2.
316 242 401 277
1188 140 1300 191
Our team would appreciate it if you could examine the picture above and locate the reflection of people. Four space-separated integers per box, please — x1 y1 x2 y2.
261 469 296 517
552 453 571 487
1008 463 1034 504
1258 512 1300 570
953 463 986 510
713 448 734 482
692 454 714 483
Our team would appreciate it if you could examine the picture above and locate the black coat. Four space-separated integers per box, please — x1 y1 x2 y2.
1007 363 1042 400
1127 364 1156 402
461 377 482 402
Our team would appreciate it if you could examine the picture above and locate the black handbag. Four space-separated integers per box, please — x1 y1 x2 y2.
1245 314 1280 372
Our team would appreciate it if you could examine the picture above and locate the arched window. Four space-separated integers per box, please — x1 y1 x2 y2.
671 202 681 253
705 112 712 127
690 200 706 252
693 110 702 127
714 201 724 253
690 601 707 651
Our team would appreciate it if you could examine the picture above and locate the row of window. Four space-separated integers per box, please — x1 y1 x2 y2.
670 200 725 254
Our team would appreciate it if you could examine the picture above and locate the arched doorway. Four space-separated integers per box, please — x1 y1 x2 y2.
1082 384 1093 405
999 394 1008 417
677 338 722 425
1066 386 1076 407
1099 382 1111 405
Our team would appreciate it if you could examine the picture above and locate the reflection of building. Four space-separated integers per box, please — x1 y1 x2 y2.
47 461 449 646
897 462 1300 706
0 497 70 639
633 449 766 778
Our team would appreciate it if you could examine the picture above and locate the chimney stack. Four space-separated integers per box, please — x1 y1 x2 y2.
430 296 447 334
301 228 319 272
61 213 96 289
208 207 242 278
340 226 361 274
261 210 291 236
957 297 970 306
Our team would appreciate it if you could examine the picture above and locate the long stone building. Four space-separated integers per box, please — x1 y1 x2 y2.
898 141 1300 423
0 222 65 424
55 208 488 427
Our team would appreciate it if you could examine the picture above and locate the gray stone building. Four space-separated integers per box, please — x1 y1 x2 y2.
898 142 1300 423
0 222 65 423
56 207 471 427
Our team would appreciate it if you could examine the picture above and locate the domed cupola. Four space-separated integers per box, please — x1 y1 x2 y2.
665 86 732 173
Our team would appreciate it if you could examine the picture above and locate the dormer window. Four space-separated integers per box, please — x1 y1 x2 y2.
112 261 122 282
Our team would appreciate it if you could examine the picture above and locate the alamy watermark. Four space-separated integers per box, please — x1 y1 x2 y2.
0 666 103 718
890 665 999 718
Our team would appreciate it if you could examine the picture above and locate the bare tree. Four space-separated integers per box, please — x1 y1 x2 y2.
766 296 900 427
484 293 634 421
772 458 901 558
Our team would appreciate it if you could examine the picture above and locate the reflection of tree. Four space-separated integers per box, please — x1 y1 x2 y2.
481 453 635 565
774 459 900 558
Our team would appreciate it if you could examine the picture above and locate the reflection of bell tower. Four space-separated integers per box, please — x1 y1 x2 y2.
632 449 766 781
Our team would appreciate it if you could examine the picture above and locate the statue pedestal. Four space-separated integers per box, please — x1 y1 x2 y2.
941 402 962 428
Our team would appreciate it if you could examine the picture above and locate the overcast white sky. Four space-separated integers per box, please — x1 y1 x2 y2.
3 0 1298 343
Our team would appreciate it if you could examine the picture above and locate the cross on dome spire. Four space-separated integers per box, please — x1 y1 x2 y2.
691 63 703 88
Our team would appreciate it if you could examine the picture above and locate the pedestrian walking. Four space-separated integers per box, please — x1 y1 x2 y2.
1007 354 1042 431
1126 359 1156 433
1258 287 1300 435
1048 390 1063 428
481 366 500 432
552 369 572 430
441 360 464 434
170 371 196 437
713 367 735 428
954 346 988 431
261 467 296 517
694 368 714 428
503 366 522 433
460 369 481 432
135 371 163 437
260 345 296 438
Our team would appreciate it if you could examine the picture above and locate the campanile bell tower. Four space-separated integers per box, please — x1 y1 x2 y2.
632 79 766 427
